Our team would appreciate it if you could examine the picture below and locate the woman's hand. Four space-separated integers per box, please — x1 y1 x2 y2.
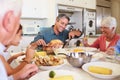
106 47 115 55
83 36 89 47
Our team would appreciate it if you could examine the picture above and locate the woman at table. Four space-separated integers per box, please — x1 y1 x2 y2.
83 17 120 52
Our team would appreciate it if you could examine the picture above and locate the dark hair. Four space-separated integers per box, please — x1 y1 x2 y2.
56 14 70 22
17 24 22 33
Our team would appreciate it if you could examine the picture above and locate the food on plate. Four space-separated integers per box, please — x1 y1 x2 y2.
50 39 64 45
73 48 84 52
49 75 73 80
43 46 54 55
34 55 64 66
34 51 47 57
88 66 112 75
48 39 64 48
49 71 56 78
43 39 64 54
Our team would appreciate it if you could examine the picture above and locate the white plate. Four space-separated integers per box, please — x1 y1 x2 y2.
53 48 70 55
39 62 65 71
82 61 120 79
54 47 97 53
29 70 83 80
115 54 120 61
91 53 104 61
53 47 97 55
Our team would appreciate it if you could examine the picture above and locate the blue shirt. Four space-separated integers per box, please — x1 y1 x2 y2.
114 39 120 54
32 26 69 44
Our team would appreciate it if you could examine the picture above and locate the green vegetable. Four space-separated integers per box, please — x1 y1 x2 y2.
49 71 56 78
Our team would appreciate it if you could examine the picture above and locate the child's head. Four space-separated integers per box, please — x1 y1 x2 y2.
10 24 23 46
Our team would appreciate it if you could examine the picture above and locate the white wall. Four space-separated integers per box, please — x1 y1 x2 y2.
46 0 57 26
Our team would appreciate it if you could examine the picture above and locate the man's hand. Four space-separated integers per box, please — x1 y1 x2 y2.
68 31 76 39
35 39 47 46
68 30 81 39
13 64 38 80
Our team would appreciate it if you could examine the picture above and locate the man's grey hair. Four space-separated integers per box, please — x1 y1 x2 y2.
0 0 22 17
56 14 70 22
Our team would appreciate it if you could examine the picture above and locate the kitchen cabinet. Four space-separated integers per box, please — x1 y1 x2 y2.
21 0 48 18
46 0 57 26
96 0 111 34
81 0 96 9
57 0 96 9
96 6 111 34
57 0 81 7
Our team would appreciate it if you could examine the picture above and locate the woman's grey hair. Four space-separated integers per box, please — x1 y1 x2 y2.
101 16 117 28
56 14 70 22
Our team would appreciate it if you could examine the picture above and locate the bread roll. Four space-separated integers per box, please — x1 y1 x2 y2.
50 39 63 45
43 39 63 54
48 39 64 48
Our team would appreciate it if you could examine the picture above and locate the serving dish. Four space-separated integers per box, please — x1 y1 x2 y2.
39 62 65 70
34 55 65 70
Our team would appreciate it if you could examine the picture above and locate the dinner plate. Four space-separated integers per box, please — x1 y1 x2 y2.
29 70 83 80
82 61 120 79
115 54 120 61
73 47 97 52
91 52 104 61
53 47 97 55
39 62 65 71
53 48 70 55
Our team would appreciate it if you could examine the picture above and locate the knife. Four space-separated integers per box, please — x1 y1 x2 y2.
63 39 71 48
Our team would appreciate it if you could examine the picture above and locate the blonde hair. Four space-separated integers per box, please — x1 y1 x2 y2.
0 0 22 18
